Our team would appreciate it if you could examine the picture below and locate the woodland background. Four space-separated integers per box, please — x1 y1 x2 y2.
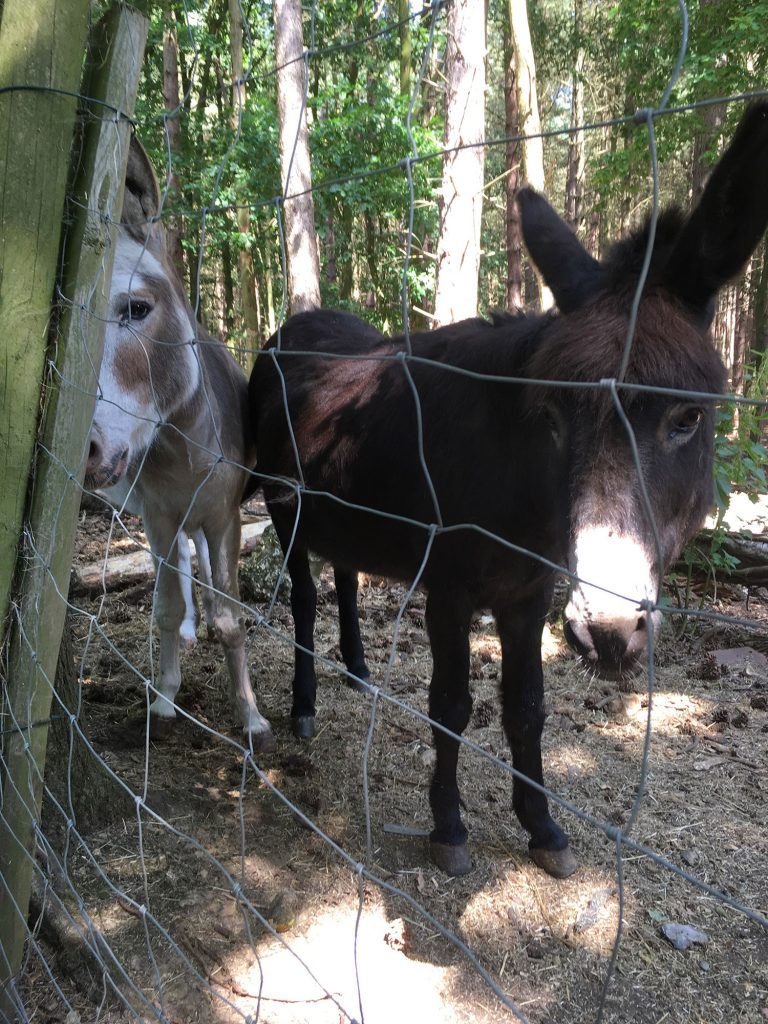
138 0 768 386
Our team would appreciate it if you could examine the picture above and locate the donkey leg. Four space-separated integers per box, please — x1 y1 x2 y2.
143 517 186 737
425 587 474 876
178 530 199 650
494 598 577 879
270 513 319 739
287 549 320 739
205 516 276 754
191 528 217 638
333 566 369 690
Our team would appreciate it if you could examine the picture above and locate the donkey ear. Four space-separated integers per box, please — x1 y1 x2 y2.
517 187 605 313
121 135 165 248
662 103 768 317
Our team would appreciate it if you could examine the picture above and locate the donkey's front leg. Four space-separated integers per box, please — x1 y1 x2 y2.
143 516 187 736
206 515 276 754
426 587 474 876
494 597 577 878
334 567 369 690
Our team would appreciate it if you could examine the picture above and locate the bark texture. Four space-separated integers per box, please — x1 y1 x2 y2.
433 0 487 327
274 0 321 315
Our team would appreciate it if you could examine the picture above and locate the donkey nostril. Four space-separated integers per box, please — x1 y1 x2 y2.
637 615 646 631
88 440 100 465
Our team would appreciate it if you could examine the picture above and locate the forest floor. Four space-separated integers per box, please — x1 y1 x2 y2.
19 498 768 1024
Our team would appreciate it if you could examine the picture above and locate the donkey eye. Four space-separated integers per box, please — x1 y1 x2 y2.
119 299 152 325
667 405 703 441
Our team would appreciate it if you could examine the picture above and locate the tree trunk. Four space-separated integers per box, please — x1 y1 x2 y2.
274 0 321 314
229 0 260 357
433 0 487 327
339 203 354 302
508 0 552 310
221 227 235 333
162 0 186 283
504 26 522 310
564 0 585 231
399 0 412 96
752 241 768 358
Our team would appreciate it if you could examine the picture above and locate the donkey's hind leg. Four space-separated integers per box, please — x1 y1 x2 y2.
178 530 199 650
425 586 474 876
270 512 319 738
143 517 187 737
205 515 276 753
191 528 216 637
334 567 369 690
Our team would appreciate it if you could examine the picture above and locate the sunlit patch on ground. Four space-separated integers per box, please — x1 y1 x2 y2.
216 900 497 1024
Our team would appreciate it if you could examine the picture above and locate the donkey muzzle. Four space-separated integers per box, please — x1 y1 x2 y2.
85 440 129 490
563 607 653 680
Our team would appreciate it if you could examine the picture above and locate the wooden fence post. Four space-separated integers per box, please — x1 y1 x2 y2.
0 0 91 637
0 6 148 1018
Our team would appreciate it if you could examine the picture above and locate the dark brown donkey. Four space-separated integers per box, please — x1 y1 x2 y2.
85 139 275 753
248 104 768 876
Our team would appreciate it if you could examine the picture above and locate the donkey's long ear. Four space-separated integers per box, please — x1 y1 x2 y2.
517 187 605 313
662 103 768 318
121 135 165 250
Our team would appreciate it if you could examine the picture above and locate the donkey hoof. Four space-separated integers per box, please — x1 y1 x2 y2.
347 673 369 694
530 844 578 879
249 728 277 756
148 714 176 740
292 715 316 739
430 841 472 876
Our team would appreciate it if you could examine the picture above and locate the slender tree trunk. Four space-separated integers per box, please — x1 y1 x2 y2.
229 0 260 356
221 228 235 333
508 0 552 309
339 204 354 302
433 0 487 327
162 1 186 283
364 210 381 304
399 0 412 96
504 26 522 310
752 242 768 358
274 0 321 314
564 0 585 231
265 255 276 335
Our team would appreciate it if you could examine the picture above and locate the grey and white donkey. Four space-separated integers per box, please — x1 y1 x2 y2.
84 137 276 754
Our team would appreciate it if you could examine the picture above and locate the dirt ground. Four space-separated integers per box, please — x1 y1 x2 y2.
19 500 768 1024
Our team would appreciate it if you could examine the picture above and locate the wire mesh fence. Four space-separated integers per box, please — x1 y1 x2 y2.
2 1 768 1023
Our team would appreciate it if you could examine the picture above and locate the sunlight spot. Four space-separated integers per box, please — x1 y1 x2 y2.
220 901 477 1023
541 623 566 662
546 741 598 777
460 861 627 961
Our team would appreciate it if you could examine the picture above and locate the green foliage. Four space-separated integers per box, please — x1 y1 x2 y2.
130 0 768 344
680 354 768 591
713 359 768 522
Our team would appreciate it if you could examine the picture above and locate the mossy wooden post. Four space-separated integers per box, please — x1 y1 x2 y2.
0 0 90 636
0 5 148 1017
